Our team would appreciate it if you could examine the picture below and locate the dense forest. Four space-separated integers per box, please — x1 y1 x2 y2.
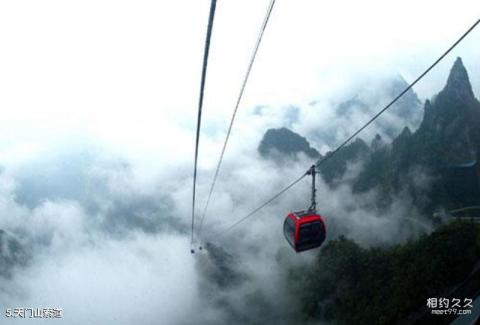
288 221 479 324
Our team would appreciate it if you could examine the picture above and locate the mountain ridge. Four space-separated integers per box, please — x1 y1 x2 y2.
258 57 480 212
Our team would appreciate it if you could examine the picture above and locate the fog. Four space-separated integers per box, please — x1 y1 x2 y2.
0 135 432 324
0 0 479 324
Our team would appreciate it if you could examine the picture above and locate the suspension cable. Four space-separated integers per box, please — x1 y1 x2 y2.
197 0 277 239
219 18 480 235
191 0 217 251
222 172 307 234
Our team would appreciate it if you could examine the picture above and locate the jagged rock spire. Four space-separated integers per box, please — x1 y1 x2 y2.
443 57 474 98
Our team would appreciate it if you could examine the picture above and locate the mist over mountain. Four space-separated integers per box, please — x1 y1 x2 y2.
260 57 480 214
0 0 479 323
0 230 29 278
255 56 480 325
336 75 422 130
353 57 480 212
308 75 423 148
0 57 478 325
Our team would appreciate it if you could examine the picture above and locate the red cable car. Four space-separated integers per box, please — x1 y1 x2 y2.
284 210 326 252
283 165 326 252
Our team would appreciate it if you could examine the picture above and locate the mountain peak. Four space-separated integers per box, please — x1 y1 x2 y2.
258 127 320 160
371 133 385 151
444 57 474 97
400 126 411 137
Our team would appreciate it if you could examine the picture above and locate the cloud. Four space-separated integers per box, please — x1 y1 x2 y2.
0 151 203 324
1 233 201 325
0 131 432 324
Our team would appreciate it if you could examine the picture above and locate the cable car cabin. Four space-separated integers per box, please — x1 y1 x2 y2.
283 210 326 252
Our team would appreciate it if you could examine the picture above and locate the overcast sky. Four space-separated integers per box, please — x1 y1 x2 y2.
0 0 479 174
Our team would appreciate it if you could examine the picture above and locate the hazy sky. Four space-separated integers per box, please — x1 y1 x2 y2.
0 0 479 170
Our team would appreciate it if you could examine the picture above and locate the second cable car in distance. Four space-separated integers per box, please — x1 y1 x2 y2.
283 165 326 253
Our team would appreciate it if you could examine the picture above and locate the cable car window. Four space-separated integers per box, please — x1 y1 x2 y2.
284 217 295 246
299 222 319 240
297 221 324 252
